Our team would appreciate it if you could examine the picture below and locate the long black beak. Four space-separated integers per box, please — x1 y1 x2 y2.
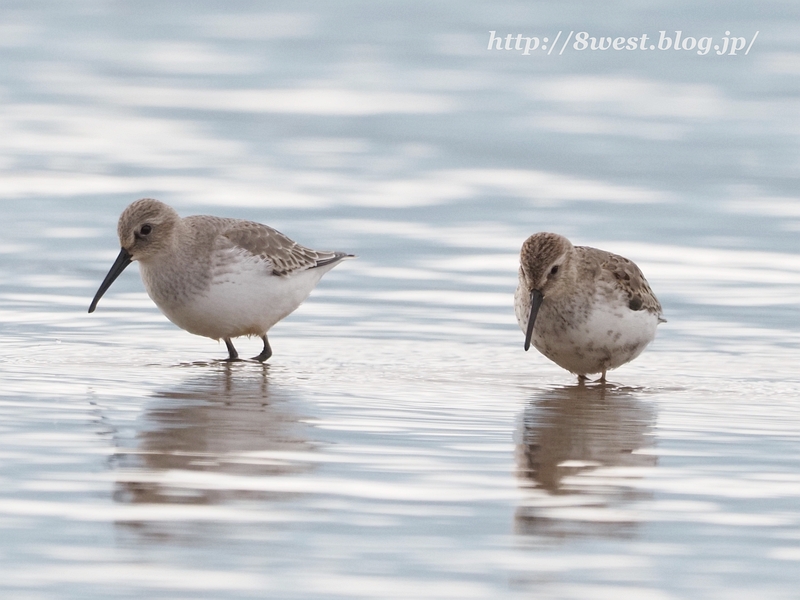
88 248 132 313
524 289 544 351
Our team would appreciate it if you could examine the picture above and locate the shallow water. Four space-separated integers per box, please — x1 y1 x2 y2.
2 1 800 599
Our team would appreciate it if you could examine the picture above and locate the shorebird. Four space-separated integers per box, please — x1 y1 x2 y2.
515 232 664 382
89 198 353 361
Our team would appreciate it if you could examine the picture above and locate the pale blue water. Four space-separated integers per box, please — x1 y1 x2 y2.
1 2 800 599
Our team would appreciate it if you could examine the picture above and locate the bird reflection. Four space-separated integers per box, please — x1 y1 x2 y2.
112 363 314 507
515 383 657 538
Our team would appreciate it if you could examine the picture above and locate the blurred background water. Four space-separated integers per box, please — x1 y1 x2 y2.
1 1 799 599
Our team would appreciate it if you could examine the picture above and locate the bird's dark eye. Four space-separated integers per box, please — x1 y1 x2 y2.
550 265 559 275
140 224 152 235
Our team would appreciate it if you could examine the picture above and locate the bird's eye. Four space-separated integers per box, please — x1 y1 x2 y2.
140 224 152 235
550 265 559 276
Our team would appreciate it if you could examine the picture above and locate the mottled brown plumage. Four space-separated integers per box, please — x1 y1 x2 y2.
577 246 663 317
515 232 664 381
216 220 343 276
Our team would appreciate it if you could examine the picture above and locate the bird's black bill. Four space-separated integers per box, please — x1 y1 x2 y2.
88 248 132 313
524 289 544 351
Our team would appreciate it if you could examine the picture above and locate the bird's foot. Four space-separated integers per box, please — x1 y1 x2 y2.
251 334 272 363
223 338 240 361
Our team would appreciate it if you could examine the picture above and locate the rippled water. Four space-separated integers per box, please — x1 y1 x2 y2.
2 1 800 599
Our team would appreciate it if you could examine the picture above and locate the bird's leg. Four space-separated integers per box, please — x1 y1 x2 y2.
577 374 588 384
252 334 272 362
598 369 607 384
224 338 239 361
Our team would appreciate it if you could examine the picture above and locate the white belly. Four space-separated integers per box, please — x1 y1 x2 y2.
516 286 659 376
539 303 658 375
144 254 330 340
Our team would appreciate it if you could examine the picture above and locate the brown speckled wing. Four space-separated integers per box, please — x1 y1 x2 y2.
219 221 344 276
578 246 664 318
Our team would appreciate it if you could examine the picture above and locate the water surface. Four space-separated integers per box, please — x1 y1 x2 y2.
1 1 800 598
